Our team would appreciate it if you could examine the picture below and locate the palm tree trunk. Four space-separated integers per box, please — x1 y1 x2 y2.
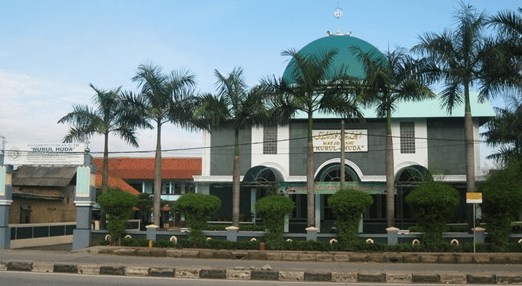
153 121 162 227
307 114 315 227
100 132 109 230
232 129 241 227
464 85 475 232
386 109 395 227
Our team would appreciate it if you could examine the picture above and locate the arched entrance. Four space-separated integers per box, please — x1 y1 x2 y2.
315 163 360 233
243 166 282 223
395 165 431 230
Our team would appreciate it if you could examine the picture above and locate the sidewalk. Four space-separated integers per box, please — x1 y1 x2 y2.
1 246 521 284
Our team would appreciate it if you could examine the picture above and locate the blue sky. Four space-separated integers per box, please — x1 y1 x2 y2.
0 0 520 170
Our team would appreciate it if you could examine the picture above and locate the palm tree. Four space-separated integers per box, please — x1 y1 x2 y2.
263 48 362 227
194 67 268 227
489 8 522 57
412 3 519 197
130 63 198 227
58 83 146 228
351 47 435 227
482 95 522 166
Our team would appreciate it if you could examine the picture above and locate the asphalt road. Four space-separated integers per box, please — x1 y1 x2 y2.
0 271 499 286
1 247 521 274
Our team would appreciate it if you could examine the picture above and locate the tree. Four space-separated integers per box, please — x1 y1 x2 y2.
351 47 435 227
194 67 268 227
412 2 520 198
97 189 139 245
489 8 522 57
263 48 362 227
481 95 522 165
58 83 146 229
174 193 221 242
130 63 198 227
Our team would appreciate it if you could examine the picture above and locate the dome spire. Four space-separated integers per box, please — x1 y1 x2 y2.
327 2 352 37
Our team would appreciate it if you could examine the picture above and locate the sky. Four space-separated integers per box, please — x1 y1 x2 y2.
0 0 520 171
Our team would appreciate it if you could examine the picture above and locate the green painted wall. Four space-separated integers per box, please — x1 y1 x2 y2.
210 127 252 176
427 118 466 175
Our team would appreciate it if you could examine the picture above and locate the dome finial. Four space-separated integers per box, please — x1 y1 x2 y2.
333 2 343 35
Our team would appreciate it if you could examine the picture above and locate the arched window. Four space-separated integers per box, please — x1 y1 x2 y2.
316 163 359 182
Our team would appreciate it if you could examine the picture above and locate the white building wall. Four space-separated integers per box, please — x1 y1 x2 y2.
391 118 429 175
251 125 290 180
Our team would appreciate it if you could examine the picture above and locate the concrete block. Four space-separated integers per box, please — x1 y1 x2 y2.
226 270 251 280
438 253 456 263
149 267 174 277
491 255 510 264
200 269 226 279
357 272 386 283
198 250 214 259
0 262 6 271
299 253 316 261
149 249 166 257
231 251 248 259
456 254 473 263
251 270 279 280
134 249 151 257
32 262 54 273
440 273 467 284
214 251 232 259
78 264 101 275
100 266 125 276
182 250 198 258
7 261 33 271
473 255 491 264
126 266 149 276
166 249 182 258
467 274 496 284
349 254 368 262
304 272 332 281
278 271 304 281
282 253 299 261
412 273 439 283
386 272 412 283
420 254 439 263
175 268 200 279
53 264 78 273
316 254 333 262
403 254 421 263
384 253 403 263
331 271 357 283
508 255 522 264
115 249 135 256
266 252 282 260
497 274 522 284
247 251 266 261
333 253 350 262
367 254 385 263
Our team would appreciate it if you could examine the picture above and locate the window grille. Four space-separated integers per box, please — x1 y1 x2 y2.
263 126 277 154
400 122 415 153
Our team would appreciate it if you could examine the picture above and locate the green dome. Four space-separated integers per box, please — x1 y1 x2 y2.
282 35 384 81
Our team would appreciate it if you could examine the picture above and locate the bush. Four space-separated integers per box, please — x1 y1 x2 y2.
327 189 373 243
173 193 221 242
97 189 138 245
480 161 522 250
255 195 294 246
405 182 459 246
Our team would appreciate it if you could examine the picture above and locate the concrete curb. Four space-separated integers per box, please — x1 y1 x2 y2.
85 247 522 264
2 260 522 284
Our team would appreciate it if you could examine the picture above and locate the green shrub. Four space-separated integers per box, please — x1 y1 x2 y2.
405 182 459 246
255 195 294 246
173 193 221 242
480 161 522 250
97 189 138 245
327 189 373 243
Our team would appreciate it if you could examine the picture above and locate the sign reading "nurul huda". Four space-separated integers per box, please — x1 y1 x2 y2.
312 130 368 152
4 143 85 165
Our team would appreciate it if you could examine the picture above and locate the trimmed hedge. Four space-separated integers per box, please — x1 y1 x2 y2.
97 189 138 245
255 195 294 246
327 189 373 243
173 193 221 242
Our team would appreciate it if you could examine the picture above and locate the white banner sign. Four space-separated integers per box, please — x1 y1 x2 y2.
4 143 85 165
312 130 368 152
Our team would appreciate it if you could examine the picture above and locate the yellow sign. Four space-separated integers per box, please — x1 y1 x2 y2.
466 192 482 203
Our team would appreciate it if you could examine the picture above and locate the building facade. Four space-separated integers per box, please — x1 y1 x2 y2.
194 34 495 233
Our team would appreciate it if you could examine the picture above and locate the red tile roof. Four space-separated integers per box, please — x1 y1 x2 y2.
95 174 140 196
93 157 201 180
